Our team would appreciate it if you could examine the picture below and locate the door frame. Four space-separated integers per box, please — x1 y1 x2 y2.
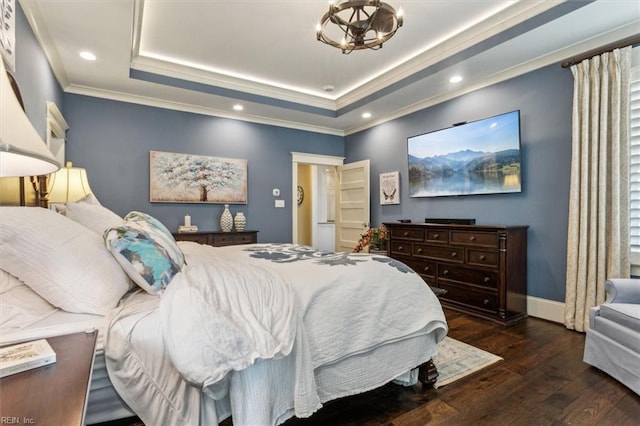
291 152 344 244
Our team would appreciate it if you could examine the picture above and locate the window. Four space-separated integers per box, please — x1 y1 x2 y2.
630 59 640 275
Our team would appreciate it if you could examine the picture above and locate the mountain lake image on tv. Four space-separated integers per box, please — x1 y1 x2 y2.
408 110 522 197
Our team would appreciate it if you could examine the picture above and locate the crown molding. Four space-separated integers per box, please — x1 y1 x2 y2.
130 56 338 112
64 84 345 137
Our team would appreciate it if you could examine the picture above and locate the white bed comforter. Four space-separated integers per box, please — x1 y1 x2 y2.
106 243 447 426
160 247 300 400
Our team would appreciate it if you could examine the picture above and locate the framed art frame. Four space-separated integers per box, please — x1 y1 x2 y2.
380 171 399 205
150 150 248 204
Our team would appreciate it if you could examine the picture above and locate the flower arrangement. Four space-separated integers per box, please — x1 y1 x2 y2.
353 225 388 253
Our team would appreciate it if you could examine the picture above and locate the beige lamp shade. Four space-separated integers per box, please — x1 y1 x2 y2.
0 60 60 177
48 162 93 204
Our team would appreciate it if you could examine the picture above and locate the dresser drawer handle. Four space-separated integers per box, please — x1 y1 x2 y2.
442 269 449 275
398 245 404 251
483 299 490 305
416 247 423 253
479 255 486 261
403 231 409 237
451 252 458 258
423 266 430 272
484 277 491 283
433 233 439 239
470 235 476 241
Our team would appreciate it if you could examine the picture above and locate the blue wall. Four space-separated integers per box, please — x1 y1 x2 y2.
345 64 574 302
62 95 343 243
14 2 63 138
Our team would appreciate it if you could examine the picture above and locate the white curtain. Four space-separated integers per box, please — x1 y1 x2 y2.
564 47 631 332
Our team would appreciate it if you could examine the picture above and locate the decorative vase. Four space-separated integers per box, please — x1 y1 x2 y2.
220 204 233 232
234 212 247 231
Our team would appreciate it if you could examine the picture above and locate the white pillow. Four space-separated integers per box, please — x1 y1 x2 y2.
0 207 131 315
65 202 124 235
52 192 101 215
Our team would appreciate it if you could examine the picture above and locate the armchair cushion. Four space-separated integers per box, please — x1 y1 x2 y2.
599 303 640 333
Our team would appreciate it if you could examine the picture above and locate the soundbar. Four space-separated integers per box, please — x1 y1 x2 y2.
424 218 476 225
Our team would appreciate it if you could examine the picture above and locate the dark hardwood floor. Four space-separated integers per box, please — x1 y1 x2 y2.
103 309 640 425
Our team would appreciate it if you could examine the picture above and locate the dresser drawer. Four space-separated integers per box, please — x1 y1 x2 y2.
390 241 413 256
450 231 498 248
173 233 209 245
413 244 463 263
438 283 498 313
233 233 256 244
403 258 436 278
426 229 449 243
437 264 498 288
390 227 424 241
213 234 235 245
467 249 498 267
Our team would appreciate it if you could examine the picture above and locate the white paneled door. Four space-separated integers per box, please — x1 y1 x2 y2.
334 160 370 253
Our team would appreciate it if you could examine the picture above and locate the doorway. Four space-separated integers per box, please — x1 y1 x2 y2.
291 152 344 249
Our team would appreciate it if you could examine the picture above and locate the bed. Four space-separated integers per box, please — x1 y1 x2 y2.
0 201 447 426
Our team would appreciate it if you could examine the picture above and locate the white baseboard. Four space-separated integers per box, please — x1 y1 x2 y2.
527 296 565 324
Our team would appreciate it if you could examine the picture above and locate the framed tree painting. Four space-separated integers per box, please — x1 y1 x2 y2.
150 150 247 204
380 171 399 205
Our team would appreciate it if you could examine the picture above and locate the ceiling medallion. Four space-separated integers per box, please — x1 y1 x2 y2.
316 0 404 54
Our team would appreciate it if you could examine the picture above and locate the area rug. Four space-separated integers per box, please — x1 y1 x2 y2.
432 337 502 388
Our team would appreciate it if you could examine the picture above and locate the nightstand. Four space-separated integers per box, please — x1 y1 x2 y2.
173 230 258 247
0 331 98 425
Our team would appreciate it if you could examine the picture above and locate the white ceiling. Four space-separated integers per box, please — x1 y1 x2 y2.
19 0 640 136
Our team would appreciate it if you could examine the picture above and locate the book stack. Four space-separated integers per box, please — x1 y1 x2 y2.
177 225 199 233
0 339 56 377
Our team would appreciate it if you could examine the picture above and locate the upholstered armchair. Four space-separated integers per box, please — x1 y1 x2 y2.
583 278 640 395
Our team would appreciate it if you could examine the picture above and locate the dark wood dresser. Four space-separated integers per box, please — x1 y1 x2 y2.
173 230 258 247
384 222 528 325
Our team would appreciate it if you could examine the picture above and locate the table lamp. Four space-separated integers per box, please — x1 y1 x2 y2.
47 162 93 205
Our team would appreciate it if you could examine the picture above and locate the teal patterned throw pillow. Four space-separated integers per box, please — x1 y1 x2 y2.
123 211 185 269
104 212 185 295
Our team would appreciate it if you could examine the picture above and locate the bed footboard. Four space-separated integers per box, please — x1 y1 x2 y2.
418 360 438 387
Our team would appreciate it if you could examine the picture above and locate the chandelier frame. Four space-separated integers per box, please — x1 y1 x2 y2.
316 0 403 54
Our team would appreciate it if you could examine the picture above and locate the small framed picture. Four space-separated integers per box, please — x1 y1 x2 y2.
380 171 399 205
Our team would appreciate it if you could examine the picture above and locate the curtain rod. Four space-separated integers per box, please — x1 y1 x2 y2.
561 34 640 68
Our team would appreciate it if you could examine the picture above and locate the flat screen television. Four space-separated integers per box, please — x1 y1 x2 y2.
407 110 522 198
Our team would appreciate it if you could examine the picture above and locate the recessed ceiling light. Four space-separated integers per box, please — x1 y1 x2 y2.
449 75 463 83
79 51 96 61
323 85 335 92
362 112 372 119
233 104 244 111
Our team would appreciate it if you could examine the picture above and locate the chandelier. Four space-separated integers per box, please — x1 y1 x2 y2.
316 1 404 54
